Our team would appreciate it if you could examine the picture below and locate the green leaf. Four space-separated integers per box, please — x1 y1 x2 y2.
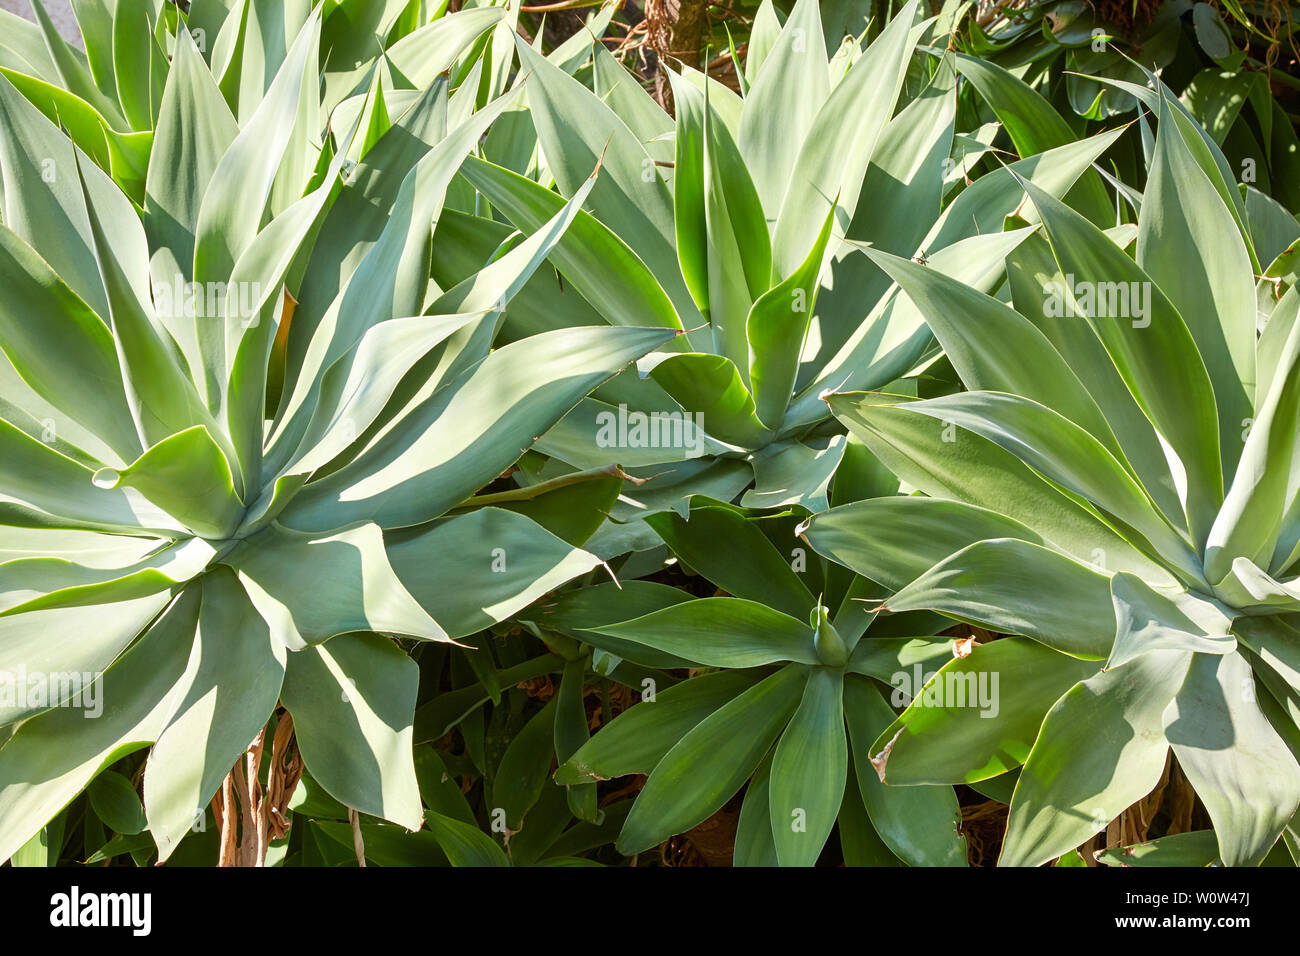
388 508 600 640
0 418 176 534
1206 299 1300 581
29 0 124 126
144 27 239 385
460 156 684 334
72 149 224 456
1020 175 1225 548
1183 67 1251 145
143 567 285 861
283 311 483 476
280 326 677 531
425 166 608 369
742 435 846 513
9 825 58 867
1245 185 1300 269
84 831 153 864
425 810 510 866
313 819 445 866
646 504 815 620
525 581 691 635
94 426 243 540
555 670 760 785
793 228 1036 428
507 787 586 866
803 496 1045 592
0 224 141 464
225 521 448 649
617 663 804 854
747 204 835 431
770 0 919 275
896 390 1201 582
1095 829 1221 867
1095 71 1253 260
1164 650 1300 866
733 751 777 866
886 538 1115 658
1000 649 1192 867
1006 231 1186 526
414 747 476 827
1191 2 1232 60
838 754 902 866
1236 616 1300 713
844 676 966 866
383 6 504 94
768 667 846 866
223 147 359 491
0 71 111 318
0 536 211 617
0 587 199 863
825 394 1175 583
554 657 597 822
193 9 319 341
737 0 828 220
1139 92 1256 483
843 53 955 257
671 71 770 371
0 8 59 81
0 593 171 726
647 352 771 450
88 770 146 835
491 470 622 548
280 631 423 830
274 75 452 399
924 126 1127 252
0 66 114 173
1215 559 1300 614
952 51 1111 223
512 35 691 325
744 0 781 83
870 638 1099 786
429 211 611 342
413 655 560 745
1107 573 1237 671
847 637 957 684
590 40 672 161
594 597 818 668
862 247 1121 460
491 696 557 832
112 0 165 132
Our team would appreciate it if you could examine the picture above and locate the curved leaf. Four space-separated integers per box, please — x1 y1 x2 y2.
616 663 804 854
225 521 448 649
280 631 423 830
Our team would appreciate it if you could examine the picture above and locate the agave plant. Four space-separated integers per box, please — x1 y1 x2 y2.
450 0 1134 563
957 0 1295 121
0 0 170 202
0 8 675 865
951 0 1300 211
0 0 515 204
801 79 1300 866
516 491 970 867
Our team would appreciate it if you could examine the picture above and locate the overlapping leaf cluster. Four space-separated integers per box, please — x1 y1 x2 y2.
2 0 1299 868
